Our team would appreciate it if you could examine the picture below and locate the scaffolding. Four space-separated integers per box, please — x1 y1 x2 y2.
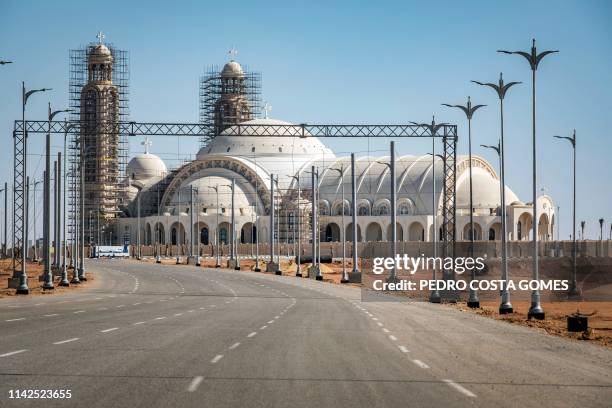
68 42 129 245
198 64 261 146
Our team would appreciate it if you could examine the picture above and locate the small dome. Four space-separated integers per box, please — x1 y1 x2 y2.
127 153 167 180
510 200 525 206
221 60 244 77
89 44 112 64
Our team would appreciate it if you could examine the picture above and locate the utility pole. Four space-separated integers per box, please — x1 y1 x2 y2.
350 153 360 281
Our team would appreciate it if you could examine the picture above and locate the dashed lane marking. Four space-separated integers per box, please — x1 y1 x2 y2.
53 338 80 345
398 346 410 353
187 376 204 392
0 349 27 358
211 354 224 364
412 359 430 369
389 335 398 341
247 332 257 338
5 318 25 322
442 379 477 398
101 327 119 333
229 342 240 350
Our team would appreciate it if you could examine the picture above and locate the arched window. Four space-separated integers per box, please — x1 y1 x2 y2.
200 227 209 245
358 205 370 216
171 228 177 245
489 228 495 241
219 227 228 244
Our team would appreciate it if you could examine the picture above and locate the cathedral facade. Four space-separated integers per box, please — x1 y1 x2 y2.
110 58 555 249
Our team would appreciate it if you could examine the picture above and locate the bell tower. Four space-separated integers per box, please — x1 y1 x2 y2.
79 32 120 240
214 50 252 134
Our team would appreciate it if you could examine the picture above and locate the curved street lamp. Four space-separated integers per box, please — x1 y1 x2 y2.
553 130 580 298
498 39 558 320
472 73 520 314
16 83 51 295
410 116 448 303
442 97 486 308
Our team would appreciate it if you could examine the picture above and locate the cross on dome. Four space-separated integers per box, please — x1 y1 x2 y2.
96 31 105 44
228 46 238 60
141 136 152 154
262 101 272 119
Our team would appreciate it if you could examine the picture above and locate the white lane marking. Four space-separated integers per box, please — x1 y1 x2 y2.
133 321 146 325
389 335 398 341
174 313 184 316
154 316 166 320
44 314 59 317
116 305 125 308
382 328 390 333
211 354 224 364
187 310 195 313
376 322 383 327
398 346 410 353
53 337 80 345
97 307 108 311
5 318 25 322
260 325 267 330
442 379 477 397
267 320 274 324
229 342 241 350
101 327 119 333
0 349 27 357
247 332 257 338
274 316 280 319
199 307 205 310
95 297 103 300
412 359 430 369
133 303 141 306
73 310 85 314
372 317 378 321
187 376 204 392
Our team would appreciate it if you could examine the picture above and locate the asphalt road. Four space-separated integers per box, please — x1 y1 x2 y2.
0 259 611 408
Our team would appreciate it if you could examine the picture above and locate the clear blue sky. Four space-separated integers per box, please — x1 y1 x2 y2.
0 0 610 240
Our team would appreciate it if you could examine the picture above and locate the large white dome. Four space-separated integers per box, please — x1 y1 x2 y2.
127 153 167 181
196 118 335 159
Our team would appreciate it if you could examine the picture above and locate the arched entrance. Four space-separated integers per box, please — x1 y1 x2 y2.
345 223 362 242
241 222 257 243
386 223 404 242
365 222 382 241
325 223 341 242
408 222 425 241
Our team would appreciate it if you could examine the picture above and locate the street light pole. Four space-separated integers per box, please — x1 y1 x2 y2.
329 166 348 283
16 84 50 294
350 153 360 281
498 39 557 320
60 122 74 286
442 96 486 308
288 173 302 277
554 130 580 297
473 74 520 314
1 183 7 258
137 187 141 260
78 151 86 281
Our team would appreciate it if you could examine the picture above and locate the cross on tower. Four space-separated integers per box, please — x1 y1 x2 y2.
228 46 238 60
96 31 105 44
262 101 272 119
141 136 152 154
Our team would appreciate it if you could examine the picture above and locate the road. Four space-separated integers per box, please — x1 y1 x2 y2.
0 259 611 407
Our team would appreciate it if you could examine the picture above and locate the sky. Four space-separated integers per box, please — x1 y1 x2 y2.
0 0 611 240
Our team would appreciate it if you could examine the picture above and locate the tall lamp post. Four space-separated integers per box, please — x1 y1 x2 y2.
498 39 557 320
375 141 399 283
0 183 7 258
30 178 42 262
442 97 486 308
426 153 445 303
288 173 302 277
60 122 75 286
473 74 520 314
16 84 51 294
553 130 580 297
329 165 349 283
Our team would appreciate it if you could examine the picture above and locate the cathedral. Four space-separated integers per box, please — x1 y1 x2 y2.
78 39 555 249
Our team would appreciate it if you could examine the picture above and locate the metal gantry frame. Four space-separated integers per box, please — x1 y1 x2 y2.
12 120 458 263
